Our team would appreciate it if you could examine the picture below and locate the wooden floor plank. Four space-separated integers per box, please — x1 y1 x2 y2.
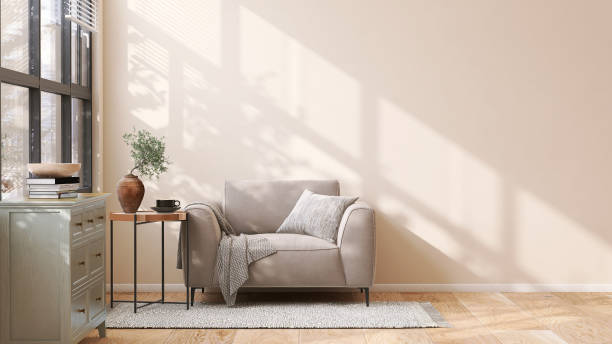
425 293 502 344
232 329 299 344
363 329 433 344
504 292 612 344
455 293 545 331
80 329 172 344
300 329 367 344
164 329 235 344
553 292 612 321
492 330 568 344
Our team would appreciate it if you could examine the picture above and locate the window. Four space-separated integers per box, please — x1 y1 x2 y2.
1 0 30 74
41 92 61 162
41 0 63 81
0 0 93 199
0 84 28 197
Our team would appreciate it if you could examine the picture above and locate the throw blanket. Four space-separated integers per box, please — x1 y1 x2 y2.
176 203 276 306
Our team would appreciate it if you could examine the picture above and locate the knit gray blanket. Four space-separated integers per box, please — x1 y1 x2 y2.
176 203 276 306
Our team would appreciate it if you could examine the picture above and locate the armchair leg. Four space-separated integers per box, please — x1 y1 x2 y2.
364 288 370 306
190 287 196 306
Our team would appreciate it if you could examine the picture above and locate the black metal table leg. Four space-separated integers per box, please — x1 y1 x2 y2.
110 220 114 308
185 215 190 310
133 214 137 313
161 221 165 303
110 214 189 311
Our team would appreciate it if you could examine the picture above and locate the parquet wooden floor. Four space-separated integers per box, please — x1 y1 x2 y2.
79 292 612 343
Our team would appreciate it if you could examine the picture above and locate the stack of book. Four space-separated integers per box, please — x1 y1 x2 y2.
27 177 80 199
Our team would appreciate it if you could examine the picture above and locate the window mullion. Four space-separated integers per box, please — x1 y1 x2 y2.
28 0 41 164
28 0 41 76
82 100 91 190
62 0 71 85
61 1 72 163
61 95 71 162
28 89 41 163
76 25 82 85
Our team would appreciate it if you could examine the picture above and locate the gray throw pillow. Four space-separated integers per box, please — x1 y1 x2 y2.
276 189 358 242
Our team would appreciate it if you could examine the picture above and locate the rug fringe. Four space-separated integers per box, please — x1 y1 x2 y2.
420 302 452 328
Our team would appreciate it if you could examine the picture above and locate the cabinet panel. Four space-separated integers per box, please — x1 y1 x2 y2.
71 292 88 335
71 245 88 289
83 210 96 234
71 213 84 240
88 278 105 320
94 207 105 233
88 238 104 277
8 211 62 341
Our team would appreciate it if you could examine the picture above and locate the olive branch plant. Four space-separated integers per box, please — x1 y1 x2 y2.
122 128 170 179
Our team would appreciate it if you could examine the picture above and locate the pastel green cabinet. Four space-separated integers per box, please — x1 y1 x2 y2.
0 194 110 344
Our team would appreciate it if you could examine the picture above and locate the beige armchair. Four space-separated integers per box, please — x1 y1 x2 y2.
180 180 376 305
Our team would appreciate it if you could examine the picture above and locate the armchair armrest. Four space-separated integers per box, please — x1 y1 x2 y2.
337 201 376 287
180 203 222 288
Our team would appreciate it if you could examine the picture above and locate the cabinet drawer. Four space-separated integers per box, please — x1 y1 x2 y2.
71 292 88 334
88 279 105 320
71 245 88 288
83 210 96 234
94 207 106 231
88 238 104 277
70 214 84 240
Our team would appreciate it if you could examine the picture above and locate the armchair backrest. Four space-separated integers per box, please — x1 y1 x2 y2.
224 179 339 234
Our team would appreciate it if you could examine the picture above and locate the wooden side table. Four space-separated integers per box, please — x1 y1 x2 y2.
109 211 190 313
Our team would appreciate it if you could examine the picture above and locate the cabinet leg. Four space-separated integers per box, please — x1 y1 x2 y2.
97 321 106 338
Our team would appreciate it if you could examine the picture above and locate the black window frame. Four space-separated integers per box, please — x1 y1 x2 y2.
0 0 93 199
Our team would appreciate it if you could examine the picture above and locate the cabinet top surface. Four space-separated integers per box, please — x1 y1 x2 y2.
0 193 110 207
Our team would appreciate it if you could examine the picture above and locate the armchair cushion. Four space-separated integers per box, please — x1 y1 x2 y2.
257 233 337 251
276 189 358 242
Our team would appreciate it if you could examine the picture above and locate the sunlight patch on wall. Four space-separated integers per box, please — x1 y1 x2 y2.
239 6 361 159
127 25 169 129
377 97 517 280
128 0 221 66
272 134 361 185
180 62 221 149
378 98 504 244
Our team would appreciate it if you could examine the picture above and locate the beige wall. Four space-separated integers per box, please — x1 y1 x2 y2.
103 0 612 286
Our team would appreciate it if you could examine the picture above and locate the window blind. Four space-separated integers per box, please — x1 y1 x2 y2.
64 0 97 32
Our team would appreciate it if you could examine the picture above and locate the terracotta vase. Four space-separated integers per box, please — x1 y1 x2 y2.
116 174 145 213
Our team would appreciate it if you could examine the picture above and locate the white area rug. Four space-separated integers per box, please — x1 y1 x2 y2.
106 301 450 329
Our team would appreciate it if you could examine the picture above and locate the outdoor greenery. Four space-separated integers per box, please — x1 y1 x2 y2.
122 128 170 179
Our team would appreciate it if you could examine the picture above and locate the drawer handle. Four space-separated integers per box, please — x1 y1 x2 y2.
77 308 86 313
78 261 85 266
97 216 104 220
96 297 102 301
87 219 94 223
95 253 102 257
75 222 83 226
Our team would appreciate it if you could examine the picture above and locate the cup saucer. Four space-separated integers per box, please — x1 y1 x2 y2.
151 206 180 213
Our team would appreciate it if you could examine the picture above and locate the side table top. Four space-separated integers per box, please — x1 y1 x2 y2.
109 211 187 222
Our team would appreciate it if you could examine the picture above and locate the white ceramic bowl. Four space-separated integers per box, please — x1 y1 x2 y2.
28 163 81 178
